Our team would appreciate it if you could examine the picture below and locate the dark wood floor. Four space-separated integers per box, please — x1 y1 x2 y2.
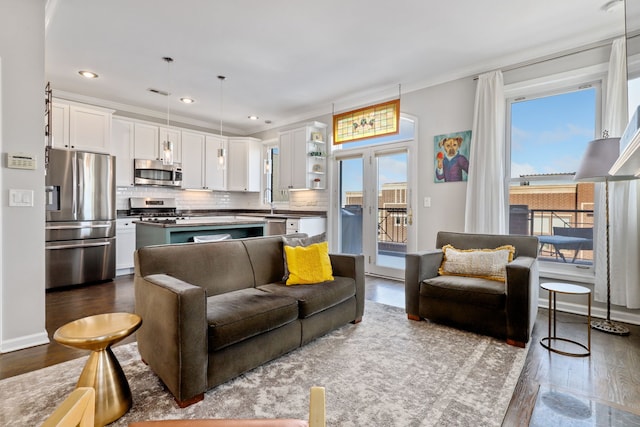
1 275 639 425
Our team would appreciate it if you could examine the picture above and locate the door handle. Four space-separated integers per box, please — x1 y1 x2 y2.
45 186 54 205
46 224 111 230
46 241 111 250
72 153 77 218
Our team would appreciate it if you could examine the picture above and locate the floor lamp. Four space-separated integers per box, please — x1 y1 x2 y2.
574 136 635 335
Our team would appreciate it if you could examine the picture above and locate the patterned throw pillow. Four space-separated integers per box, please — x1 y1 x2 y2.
438 244 516 282
284 241 334 285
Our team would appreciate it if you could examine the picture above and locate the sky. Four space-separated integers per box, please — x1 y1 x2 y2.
339 154 407 205
512 77 640 179
510 88 596 178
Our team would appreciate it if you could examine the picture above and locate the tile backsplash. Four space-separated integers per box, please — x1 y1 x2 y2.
116 186 328 212
289 190 329 210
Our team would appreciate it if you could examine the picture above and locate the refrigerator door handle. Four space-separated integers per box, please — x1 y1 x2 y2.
46 224 111 230
46 241 112 250
72 152 77 219
45 186 54 205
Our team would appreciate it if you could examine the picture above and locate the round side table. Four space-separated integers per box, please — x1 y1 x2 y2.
540 282 591 357
54 312 142 426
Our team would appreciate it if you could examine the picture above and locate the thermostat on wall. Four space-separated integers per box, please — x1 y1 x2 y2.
7 152 36 170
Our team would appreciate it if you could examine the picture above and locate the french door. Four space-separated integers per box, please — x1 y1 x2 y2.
334 143 415 279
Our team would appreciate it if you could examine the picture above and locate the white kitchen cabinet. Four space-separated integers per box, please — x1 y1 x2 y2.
159 126 182 164
111 118 135 186
51 100 113 153
116 218 136 275
279 121 327 190
227 137 261 192
133 123 159 160
205 135 227 191
181 132 228 191
286 217 326 236
181 130 206 189
69 105 112 152
133 123 181 164
279 127 307 190
50 102 69 149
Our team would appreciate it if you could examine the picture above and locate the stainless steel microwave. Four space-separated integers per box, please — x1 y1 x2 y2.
134 159 182 187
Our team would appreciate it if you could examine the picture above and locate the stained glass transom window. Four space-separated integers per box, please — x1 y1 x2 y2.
333 99 400 144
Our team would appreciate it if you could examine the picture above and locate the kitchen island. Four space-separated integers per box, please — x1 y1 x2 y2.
135 217 267 248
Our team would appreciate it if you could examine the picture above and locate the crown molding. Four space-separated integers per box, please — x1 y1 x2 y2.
52 89 246 136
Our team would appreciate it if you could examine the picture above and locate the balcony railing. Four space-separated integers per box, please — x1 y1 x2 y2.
510 206 594 265
342 205 593 265
377 207 407 257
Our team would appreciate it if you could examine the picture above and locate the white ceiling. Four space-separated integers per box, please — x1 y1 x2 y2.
45 0 627 135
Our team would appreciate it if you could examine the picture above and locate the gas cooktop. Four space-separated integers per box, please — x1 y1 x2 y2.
129 197 182 220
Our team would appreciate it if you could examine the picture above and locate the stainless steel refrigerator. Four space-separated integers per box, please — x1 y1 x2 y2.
45 148 116 289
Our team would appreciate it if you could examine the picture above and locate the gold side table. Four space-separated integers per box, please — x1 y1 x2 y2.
54 312 142 426
540 282 591 357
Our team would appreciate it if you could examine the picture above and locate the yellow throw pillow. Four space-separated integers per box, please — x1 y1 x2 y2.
282 232 326 281
438 244 515 282
284 241 334 285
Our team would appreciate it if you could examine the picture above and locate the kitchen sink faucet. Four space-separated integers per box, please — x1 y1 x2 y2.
263 188 275 214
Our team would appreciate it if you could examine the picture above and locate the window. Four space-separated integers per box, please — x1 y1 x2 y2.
507 83 601 270
333 99 400 144
264 144 288 203
629 75 640 119
335 116 415 150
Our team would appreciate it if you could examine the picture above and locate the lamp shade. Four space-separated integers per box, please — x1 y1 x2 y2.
574 137 622 182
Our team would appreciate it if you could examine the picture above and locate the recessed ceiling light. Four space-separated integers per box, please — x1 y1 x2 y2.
180 97 195 104
78 70 98 79
248 115 259 120
602 0 623 12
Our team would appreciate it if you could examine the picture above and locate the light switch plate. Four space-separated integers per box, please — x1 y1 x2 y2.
9 189 34 207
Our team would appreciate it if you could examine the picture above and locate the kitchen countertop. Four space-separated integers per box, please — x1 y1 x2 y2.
134 217 267 228
184 210 326 219
118 210 326 219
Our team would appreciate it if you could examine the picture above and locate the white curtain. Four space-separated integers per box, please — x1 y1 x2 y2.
464 70 506 234
598 37 640 308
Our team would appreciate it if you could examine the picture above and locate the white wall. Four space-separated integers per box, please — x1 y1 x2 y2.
0 0 48 352
401 77 477 247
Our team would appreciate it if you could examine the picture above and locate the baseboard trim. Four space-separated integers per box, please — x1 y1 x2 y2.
0 331 50 354
116 267 134 277
539 298 640 326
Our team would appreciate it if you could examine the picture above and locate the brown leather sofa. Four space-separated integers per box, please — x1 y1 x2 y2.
405 231 539 347
134 235 364 407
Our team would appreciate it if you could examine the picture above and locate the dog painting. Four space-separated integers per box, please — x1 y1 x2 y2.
434 130 471 183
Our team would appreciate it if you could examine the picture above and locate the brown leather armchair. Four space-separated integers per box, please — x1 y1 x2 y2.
405 231 539 347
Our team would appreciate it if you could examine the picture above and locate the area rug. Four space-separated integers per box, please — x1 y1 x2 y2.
529 384 640 427
0 302 526 426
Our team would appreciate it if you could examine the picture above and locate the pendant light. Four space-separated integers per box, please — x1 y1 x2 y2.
263 153 271 174
162 56 174 165
217 75 227 170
